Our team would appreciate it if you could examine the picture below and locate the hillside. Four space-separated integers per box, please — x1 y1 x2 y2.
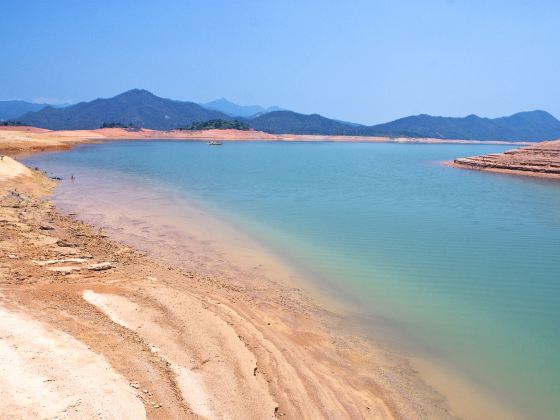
19 89 230 130
0 101 49 121
249 111 358 135
367 111 560 141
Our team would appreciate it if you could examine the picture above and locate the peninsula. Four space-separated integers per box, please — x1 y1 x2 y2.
452 139 560 179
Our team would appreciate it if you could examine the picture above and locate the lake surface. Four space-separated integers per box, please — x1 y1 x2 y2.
24 141 560 419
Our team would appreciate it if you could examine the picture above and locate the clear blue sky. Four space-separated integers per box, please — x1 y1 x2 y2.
1 0 558 124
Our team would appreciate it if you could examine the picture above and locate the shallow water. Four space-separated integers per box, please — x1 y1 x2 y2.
24 141 560 419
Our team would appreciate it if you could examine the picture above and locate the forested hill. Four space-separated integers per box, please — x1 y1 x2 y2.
19 89 230 130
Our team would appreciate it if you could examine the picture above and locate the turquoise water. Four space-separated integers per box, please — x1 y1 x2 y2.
24 141 560 419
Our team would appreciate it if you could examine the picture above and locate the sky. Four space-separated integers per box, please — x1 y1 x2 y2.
1 0 559 124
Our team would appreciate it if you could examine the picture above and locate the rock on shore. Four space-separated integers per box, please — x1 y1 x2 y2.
453 139 560 178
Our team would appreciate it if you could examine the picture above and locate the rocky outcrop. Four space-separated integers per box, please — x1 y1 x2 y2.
453 139 560 178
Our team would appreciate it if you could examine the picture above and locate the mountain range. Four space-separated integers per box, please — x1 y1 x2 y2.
248 110 560 141
8 89 560 141
368 111 560 141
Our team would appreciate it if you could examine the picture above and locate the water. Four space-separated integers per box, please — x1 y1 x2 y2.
24 141 560 419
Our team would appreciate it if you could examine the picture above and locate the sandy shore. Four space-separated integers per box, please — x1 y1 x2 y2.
0 126 531 156
0 136 469 418
450 139 560 179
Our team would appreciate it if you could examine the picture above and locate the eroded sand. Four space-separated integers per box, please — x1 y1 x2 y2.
82 289 276 419
0 299 146 420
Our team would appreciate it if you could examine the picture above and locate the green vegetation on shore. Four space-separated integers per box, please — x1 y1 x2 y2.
100 122 139 129
177 119 250 131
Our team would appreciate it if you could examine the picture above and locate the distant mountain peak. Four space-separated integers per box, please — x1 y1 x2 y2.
211 98 233 104
202 98 283 118
512 109 553 118
116 88 158 99
524 109 548 114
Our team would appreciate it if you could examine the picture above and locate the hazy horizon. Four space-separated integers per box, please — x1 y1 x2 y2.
2 0 559 124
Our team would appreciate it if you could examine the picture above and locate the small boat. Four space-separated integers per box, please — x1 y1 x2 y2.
207 141 223 146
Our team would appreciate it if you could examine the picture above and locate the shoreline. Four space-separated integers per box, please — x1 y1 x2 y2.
1 137 532 418
0 126 534 156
